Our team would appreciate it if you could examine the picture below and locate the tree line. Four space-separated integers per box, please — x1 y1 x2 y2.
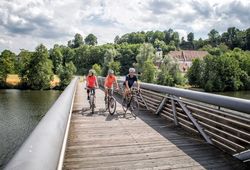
187 48 250 92
0 26 250 91
114 27 250 52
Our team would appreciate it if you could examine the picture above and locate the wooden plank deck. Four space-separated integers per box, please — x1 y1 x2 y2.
63 81 248 170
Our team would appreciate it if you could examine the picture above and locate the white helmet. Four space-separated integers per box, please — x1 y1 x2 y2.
108 69 114 74
89 69 95 74
129 68 135 73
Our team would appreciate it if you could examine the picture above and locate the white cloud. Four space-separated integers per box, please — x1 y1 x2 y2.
0 0 249 53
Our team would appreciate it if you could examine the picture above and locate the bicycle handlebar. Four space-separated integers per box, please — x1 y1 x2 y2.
85 87 99 90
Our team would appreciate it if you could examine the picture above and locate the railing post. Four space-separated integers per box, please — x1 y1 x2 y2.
171 95 178 126
175 97 213 144
155 94 168 115
234 149 250 161
138 92 150 110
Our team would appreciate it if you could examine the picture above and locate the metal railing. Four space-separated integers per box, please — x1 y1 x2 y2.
4 77 78 170
98 77 250 162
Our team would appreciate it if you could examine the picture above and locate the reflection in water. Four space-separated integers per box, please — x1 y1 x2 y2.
0 89 61 169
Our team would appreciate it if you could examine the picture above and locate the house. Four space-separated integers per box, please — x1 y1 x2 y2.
166 50 208 72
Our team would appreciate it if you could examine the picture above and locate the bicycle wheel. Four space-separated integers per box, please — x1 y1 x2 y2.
122 96 128 113
90 95 94 114
108 97 116 115
130 96 139 117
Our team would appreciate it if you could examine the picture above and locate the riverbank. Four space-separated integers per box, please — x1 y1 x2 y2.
2 74 60 90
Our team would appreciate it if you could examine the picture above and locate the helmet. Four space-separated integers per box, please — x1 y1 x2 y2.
129 68 135 73
108 69 114 74
89 69 95 74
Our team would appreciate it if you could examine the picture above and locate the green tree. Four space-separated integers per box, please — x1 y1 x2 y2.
187 51 246 92
18 50 33 87
0 50 16 86
221 27 243 49
50 46 63 74
194 38 205 49
229 49 250 90
152 31 165 43
141 60 158 83
102 48 120 75
60 46 75 64
154 39 165 49
135 43 155 73
208 29 221 47
172 32 180 47
187 58 204 87
73 33 84 48
157 57 184 86
58 61 76 89
85 33 98 45
92 63 102 76
109 61 121 75
116 43 141 75
145 31 154 43
179 33 195 50
22 44 54 90
73 45 90 74
135 43 157 83
246 28 250 50
187 32 194 42
114 35 120 44
164 29 174 44
128 32 145 44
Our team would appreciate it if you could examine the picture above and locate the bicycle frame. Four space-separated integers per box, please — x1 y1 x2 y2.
87 87 96 114
105 88 117 115
122 88 140 117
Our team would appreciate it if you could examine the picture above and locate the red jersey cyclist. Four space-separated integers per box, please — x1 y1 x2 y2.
104 69 119 100
86 69 99 100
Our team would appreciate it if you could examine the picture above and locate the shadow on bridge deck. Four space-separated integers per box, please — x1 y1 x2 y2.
63 81 248 170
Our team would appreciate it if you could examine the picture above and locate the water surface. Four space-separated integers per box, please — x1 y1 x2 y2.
0 89 61 169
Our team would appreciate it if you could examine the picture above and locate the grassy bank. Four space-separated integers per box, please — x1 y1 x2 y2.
4 74 60 89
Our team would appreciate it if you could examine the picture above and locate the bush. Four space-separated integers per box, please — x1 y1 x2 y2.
58 62 76 89
187 49 250 92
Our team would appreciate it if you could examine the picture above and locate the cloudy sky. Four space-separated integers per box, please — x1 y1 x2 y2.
0 0 250 53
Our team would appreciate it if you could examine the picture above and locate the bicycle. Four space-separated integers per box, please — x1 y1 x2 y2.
105 88 117 115
86 87 97 114
122 88 140 118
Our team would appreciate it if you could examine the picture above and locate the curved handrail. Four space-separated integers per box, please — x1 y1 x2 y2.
140 82 250 114
4 77 78 170
98 77 250 114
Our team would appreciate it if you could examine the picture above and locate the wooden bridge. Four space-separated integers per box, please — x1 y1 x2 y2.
5 77 250 170
62 81 249 170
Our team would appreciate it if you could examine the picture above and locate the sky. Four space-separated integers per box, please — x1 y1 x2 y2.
0 0 250 53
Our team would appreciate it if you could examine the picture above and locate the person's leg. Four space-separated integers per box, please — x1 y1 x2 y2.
104 87 108 100
92 88 96 97
123 88 128 99
87 88 90 100
92 88 96 107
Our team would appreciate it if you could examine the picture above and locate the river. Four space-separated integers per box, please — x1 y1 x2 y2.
215 91 250 100
0 89 61 169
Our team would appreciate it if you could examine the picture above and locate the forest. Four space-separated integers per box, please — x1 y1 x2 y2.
0 27 250 91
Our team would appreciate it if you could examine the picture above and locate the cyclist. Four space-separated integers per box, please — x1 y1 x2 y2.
86 69 99 100
104 69 119 100
123 68 140 99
